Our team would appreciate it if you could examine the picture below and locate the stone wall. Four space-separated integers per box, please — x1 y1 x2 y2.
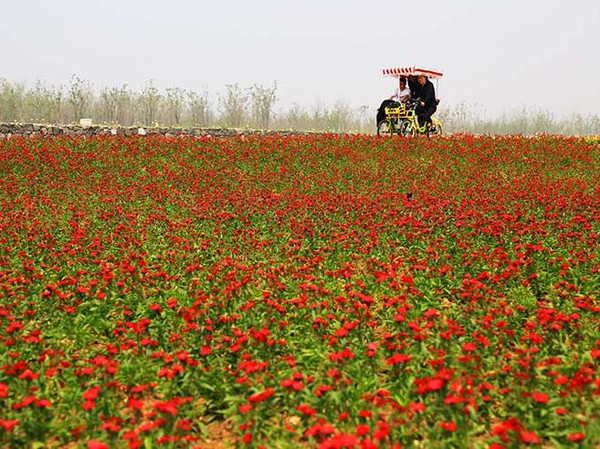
0 123 314 139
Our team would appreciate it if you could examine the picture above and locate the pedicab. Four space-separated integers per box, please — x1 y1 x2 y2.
377 66 443 137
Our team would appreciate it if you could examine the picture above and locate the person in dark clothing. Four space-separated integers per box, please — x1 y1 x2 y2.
407 75 422 100
415 75 437 128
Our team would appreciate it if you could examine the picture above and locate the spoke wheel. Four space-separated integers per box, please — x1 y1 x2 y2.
377 120 392 136
399 120 414 137
430 120 443 136
413 117 427 135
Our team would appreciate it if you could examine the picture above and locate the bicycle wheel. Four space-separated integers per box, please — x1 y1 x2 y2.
399 120 414 137
413 116 428 135
430 119 443 136
377 120 393 136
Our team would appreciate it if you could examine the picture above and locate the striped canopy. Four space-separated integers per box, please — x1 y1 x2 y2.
382 66 443 79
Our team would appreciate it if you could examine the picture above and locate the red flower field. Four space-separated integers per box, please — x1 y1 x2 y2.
1 134 600 448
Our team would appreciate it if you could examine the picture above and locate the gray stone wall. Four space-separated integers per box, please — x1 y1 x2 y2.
0 123 314 139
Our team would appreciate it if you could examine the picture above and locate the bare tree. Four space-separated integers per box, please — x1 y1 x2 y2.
67 75 93 122
357 105 371 133
98 85 133 125
326 101 352 132
310 101 328 131
23 81 65 123
165 87 186 126
219 83 248 128
51 86 66 124
187 89 212 127
23 82 44 122
138 80 161 126
274 102 309 130
0 79 26 122
250 82 277 130
98 87 118 124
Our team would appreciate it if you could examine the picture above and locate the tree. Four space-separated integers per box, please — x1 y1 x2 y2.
67 75 93 121
0 79 26 122
326 101 352 132
250 82 277 130
23 81 65 123
310 101 328 131
219 83 248 128
165 87 186 126
99 85 133 125
51 86 66 124
187 89 212 127
138 80 161 126
357 105 371 133
276 103 309 130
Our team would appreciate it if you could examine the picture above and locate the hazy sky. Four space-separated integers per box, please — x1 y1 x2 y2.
3 0 599 117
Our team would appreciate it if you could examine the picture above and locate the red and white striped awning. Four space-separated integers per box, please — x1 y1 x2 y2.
382 66 443 79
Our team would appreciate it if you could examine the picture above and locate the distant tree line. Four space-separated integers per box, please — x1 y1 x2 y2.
0 76 368 132
436 102 600 136
0 76 598 135
0 76 264 129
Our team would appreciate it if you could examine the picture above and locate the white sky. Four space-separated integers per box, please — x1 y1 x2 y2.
3 0 600 117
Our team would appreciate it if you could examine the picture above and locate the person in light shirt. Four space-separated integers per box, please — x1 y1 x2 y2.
390 77 411 103
376 77 411 126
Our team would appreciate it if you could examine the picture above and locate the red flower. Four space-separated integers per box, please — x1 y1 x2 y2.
305 423 336 437
355 425 370 436
18 369 39 381
409 402 426 412
6 322 23 333
461 342 477 352
149 303 162 313
568 432 585 442
297 403 317 416
0 419 19 431
128 397 144 410
83 386 101 401
248 387 275 403
36 398 51 408
358 410 372 419
12 395 36 410
335 328 348 337
386 353 411 365
531 392 549 404
200 345 212 356
441 421 457 432
428 378 444 391
519 431 540 444
235 400 250 412
319 433 358 449
88 440 109 449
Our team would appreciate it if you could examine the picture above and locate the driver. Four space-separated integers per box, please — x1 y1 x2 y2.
415 75 437 129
